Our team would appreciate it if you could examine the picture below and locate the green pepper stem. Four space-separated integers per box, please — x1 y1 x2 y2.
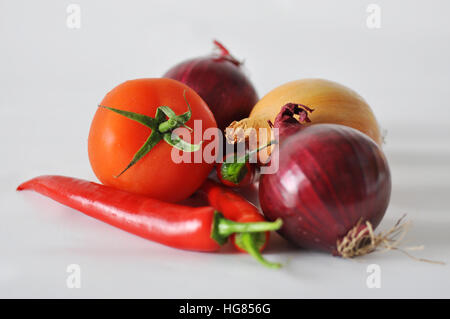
210 211 283 268
219 162 248 185
218 217 282 237
241 139 277 162
239 233 282 269
210 211 282 245
220 140 277 184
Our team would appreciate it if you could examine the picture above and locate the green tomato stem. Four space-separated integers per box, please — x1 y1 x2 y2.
158 118 178 133
99 90 200 178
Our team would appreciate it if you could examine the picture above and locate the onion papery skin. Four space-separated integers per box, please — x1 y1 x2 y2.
259 124 391 255
164 47 258 131
227 79 382 150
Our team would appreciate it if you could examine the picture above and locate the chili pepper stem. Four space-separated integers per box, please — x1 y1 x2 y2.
220 140 277 184
242 139 277 163
211 211 282 244
210 211 283 268
220 162 248 185
238 232 282 269
218 215 282 237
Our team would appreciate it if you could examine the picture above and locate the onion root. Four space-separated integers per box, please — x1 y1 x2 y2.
337 215 445 264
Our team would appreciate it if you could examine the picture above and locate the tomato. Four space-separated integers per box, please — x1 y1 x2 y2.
88 78 217 202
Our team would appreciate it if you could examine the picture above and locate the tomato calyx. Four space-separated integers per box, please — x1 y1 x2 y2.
98 91 202 177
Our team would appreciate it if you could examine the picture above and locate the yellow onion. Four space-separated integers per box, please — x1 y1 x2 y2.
226 79 382 158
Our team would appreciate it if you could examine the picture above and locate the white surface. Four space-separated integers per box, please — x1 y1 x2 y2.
1 0 450 298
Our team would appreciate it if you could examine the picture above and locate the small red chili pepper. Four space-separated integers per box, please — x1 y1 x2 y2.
216 141 276 188
198 179 281 268
217 153 257 187
17 176 282 267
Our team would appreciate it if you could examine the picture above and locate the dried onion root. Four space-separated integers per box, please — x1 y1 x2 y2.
337 215 445 265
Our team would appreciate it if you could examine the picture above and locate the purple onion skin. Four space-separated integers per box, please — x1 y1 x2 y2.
164 55 258 131
259 124 391 255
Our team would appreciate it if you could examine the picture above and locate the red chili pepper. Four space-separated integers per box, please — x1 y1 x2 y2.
216 141 275 188
198 179 281 268
17 175 282 267
217 153 257 187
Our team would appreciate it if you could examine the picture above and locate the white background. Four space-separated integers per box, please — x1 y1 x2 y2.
1 0 449 298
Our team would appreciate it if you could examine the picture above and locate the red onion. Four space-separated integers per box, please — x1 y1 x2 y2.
164 40 258 131
259 105 391 257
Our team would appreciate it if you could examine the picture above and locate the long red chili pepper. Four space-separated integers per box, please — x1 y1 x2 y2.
17 176 282 266
198 179 281 268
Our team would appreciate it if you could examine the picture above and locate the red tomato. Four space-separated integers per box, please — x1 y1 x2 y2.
88 78 217 202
